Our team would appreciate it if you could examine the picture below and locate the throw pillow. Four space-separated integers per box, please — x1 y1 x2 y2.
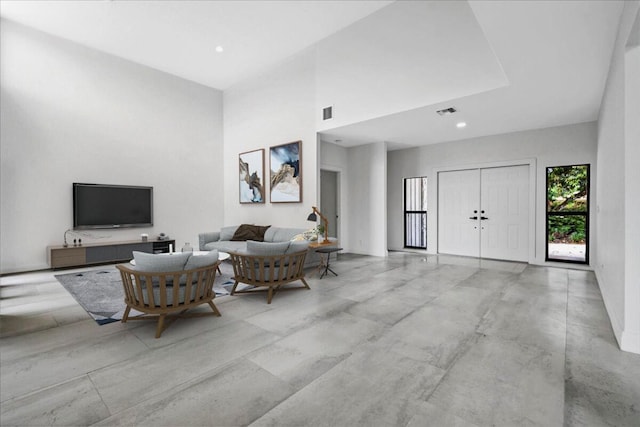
302 229 319 241
231 224 271 242
132 251 190 272
290 228 319 242
246 240 291 256
184 250 219 270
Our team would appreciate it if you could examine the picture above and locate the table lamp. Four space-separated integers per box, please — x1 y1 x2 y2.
307 206 330 244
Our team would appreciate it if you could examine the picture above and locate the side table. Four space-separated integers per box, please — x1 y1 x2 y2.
314 247 343 279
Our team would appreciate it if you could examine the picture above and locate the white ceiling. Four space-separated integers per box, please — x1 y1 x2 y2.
320 0 625 150
0 0 626 150
315 0 510 134
0 0 391 90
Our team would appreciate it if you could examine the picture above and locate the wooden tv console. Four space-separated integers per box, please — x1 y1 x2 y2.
48 239 175 269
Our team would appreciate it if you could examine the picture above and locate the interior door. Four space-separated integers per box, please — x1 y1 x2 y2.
438 169 480 257
438 165 530 262
480 165 529 262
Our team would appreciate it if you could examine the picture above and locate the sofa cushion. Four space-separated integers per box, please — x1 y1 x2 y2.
231 224 271 242
220 225 240 241
132 251 190 272
264 227 307 243
184 250 219 270
246 240 291 256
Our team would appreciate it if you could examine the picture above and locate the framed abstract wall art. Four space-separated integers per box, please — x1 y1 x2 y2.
239 149 265 203
270 140 302 203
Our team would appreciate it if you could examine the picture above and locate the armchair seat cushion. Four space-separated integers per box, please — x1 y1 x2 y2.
246 240 291 256
203 240 246 253
132 251 191 272
133 251 220 287
184 250 219 270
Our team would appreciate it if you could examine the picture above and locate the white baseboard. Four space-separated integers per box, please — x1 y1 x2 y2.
593 267 640 354
621 329 640 354
1 262 50 276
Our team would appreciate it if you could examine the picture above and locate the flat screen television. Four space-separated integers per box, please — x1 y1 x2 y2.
73 183 153 229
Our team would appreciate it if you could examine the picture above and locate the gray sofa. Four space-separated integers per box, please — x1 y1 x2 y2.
198 225 326 268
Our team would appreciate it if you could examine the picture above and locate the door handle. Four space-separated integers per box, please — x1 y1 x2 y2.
480 216 489 220
469 216 478 220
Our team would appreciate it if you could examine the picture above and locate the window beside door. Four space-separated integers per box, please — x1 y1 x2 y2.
546 165 589 263
404 177 427 249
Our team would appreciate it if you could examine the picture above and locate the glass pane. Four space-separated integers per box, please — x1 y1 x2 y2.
547 215 586 262
405 212 427 248
547 165 588 212
405 179 415 210
405 177 427 211
422 177 428 211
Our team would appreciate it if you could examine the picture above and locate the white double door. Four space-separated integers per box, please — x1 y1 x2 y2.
438 165 529 262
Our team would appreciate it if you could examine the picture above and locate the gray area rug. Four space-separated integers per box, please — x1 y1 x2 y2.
55 263 236 325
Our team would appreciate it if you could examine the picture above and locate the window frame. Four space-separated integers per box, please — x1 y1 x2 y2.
404 177 427 249
545 164 590 264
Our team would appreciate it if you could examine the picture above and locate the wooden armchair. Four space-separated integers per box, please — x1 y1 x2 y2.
116 261 221 338
228 250 310 304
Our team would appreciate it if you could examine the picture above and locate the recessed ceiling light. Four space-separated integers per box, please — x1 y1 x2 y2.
456 122 467 128
215 46 224 53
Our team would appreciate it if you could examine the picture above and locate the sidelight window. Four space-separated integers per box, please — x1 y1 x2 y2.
404 177 427 249
546 165 589 263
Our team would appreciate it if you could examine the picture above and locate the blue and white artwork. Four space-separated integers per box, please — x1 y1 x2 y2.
239 149 264 203
270 141 301 203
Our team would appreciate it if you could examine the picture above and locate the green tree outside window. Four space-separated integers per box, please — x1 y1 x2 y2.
547 166 588 244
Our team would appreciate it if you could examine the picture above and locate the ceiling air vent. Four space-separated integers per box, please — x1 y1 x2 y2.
436 107 457 116
323 106 333 121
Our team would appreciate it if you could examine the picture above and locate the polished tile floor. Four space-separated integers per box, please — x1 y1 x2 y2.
1 252 639 426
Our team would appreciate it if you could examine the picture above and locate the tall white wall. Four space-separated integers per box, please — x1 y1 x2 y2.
321 140 387 256
223 50 317 229
0 20 224 274
596 1 640 354
387 122 597 266
625 45 640 354
346 142 387 257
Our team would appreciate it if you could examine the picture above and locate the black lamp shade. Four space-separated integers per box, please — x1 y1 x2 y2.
307 212 317 221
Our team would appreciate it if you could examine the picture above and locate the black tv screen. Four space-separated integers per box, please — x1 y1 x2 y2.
73 183 153 229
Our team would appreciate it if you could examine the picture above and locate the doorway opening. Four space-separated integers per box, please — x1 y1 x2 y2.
546 164 589 264
320 169 339 240
404 177 427 249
